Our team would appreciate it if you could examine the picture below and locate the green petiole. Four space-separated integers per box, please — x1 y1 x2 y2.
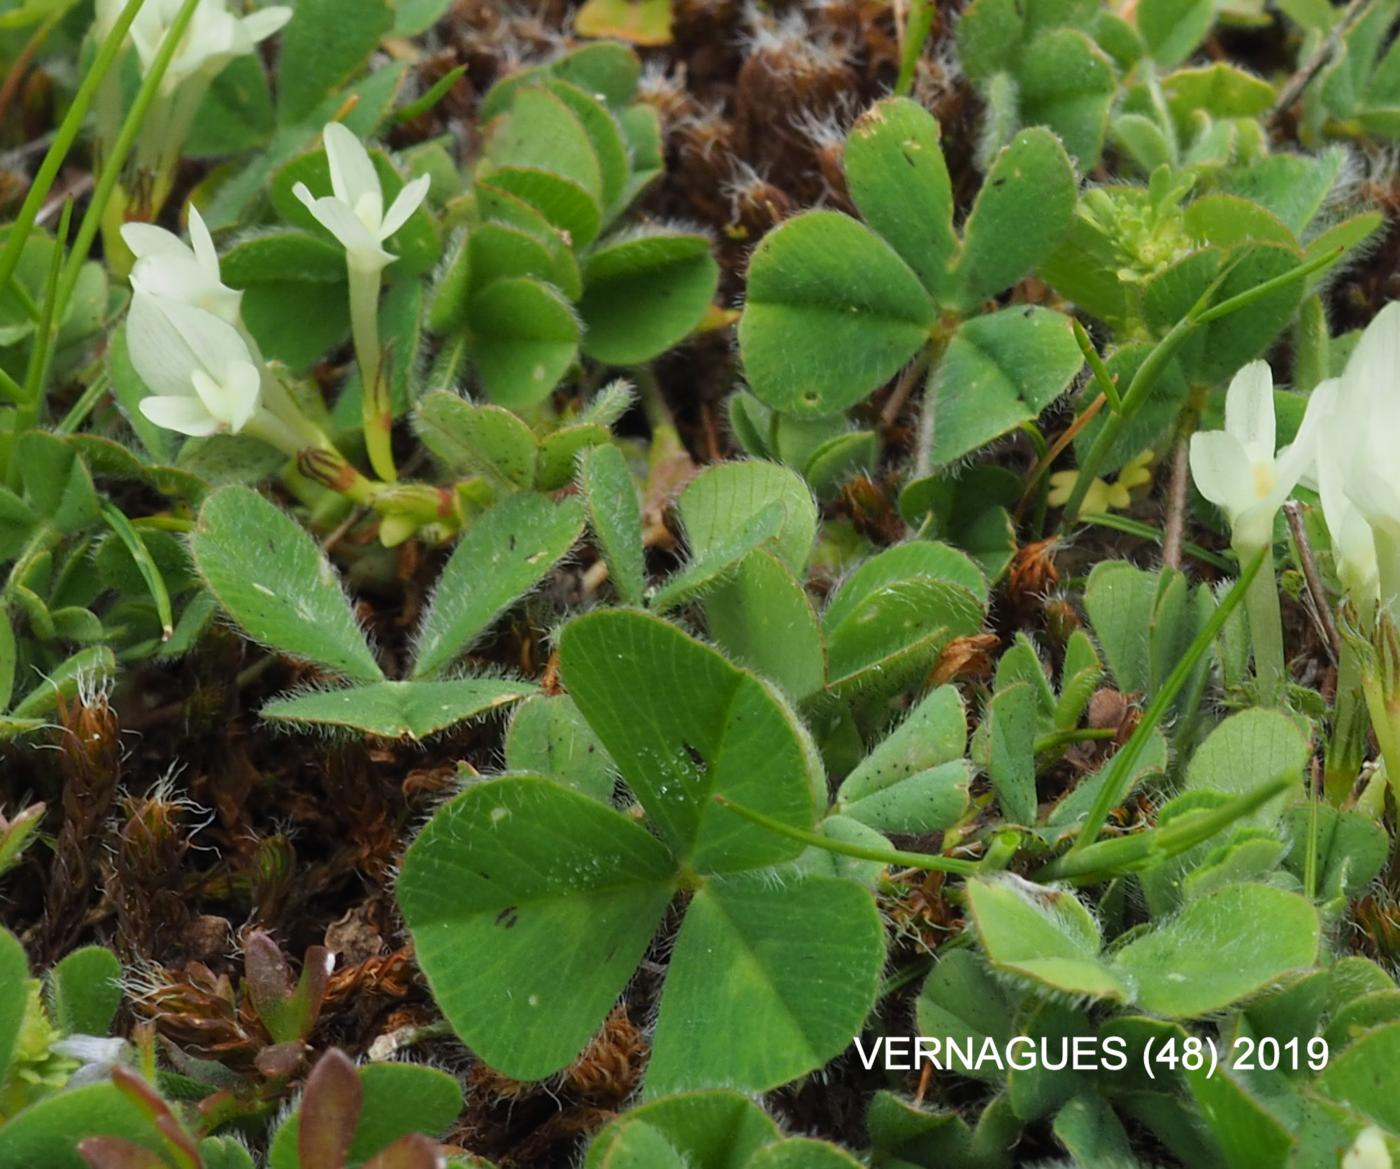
714 794 982 875
1039 772 1292 883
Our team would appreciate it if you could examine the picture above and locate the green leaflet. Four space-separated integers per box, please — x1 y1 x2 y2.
583 1091 780 1169
559 609 821 871
399 775 678 1081
578 443 646 605
261 678 534 740
189 486 384 683
843 98 958 303
738 211 935 417
967 876 1322 1017
47 946 121 1038
647 873 885 1094
412 493 585 678
505 693 617 802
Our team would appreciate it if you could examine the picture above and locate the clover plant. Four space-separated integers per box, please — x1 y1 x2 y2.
186 484 579 738
428 42 719 407
739 96 1083 471
398 608 889 1095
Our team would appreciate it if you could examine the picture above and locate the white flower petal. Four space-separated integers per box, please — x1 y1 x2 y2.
380 174 431 239
127 292 204 399
1301 379 1349 523
93 0 125 36
1268 411 1323 512
241 6 292 44
121 222 189 261
123 203 243 320
323 122 382 215
1337 306 1400 557
140 394 220 436
129 251 200 301
1293 376 1342 493
1348 469 1400 534
1189 430 1253 520
127 0 288 91
187 203 220 278
1336 504 1380 604
189 368 226 420
224 360 262 432
353 189 385 234
301 192 392 269
1345 301 1400 406
1223 359 1276 465
67 1064 119 1089
129 18 160 73
152 296 255 377
166 0 234 82
292 181 320 216
1320 461 1379 600
131 253 241 324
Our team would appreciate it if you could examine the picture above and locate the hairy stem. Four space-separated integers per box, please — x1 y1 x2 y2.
1238 540 1287 707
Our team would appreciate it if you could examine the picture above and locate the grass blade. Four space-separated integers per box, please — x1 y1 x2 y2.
0 0 148 300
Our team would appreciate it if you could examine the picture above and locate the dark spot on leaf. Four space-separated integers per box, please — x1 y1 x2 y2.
683 741 705 769
495 905 520 929
992 177 1006 187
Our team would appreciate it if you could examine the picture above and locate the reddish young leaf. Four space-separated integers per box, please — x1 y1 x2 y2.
298 1048 362 1169
361 1133 445 1169
244 931 295 1038
77 1137 166 1169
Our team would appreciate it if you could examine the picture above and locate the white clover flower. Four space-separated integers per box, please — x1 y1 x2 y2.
129 0 291 95
1189 359 1318 550
1291 303 1400 612
1335 304 1400 533
290 123 430 484
292 122 431 273
121 205 242 324
1298 376 1381 608
128 292 261 437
